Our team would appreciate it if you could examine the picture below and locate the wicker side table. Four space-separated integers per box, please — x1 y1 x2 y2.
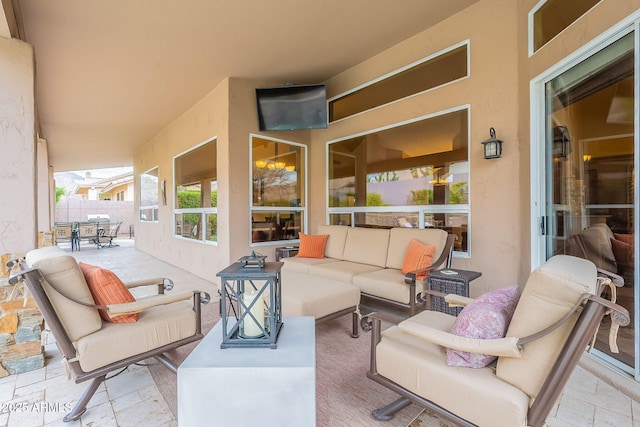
427 269 482 316
275 245 299 261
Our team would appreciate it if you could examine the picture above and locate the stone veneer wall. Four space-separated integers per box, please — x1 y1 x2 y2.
0 254 45 376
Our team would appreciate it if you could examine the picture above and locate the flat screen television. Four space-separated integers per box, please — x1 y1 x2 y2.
256 84 327 131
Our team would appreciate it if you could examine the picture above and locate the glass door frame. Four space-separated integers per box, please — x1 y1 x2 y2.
530 17 640 380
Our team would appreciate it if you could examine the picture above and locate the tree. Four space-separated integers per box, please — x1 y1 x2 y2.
55 187 65 204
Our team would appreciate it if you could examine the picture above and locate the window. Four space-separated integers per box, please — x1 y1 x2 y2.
327 107 470 254
139 167 159 222
530 0 601 53
329 42 468 122
251 135 306 244
174 138 218 243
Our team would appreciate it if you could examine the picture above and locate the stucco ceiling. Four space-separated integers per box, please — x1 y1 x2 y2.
16 0 478 172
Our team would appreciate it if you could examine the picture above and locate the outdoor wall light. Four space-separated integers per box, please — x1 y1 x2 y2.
481 127 503 159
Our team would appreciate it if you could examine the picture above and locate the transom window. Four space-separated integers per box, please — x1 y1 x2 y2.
328 42 468 122
530 0 601 53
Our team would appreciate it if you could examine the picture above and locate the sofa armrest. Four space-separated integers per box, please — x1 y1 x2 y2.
397 321 522 358
106 291 195 316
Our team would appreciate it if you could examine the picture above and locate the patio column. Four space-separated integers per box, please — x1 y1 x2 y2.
0 36 37 254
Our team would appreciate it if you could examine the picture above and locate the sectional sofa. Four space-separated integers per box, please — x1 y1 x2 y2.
281 225 454 336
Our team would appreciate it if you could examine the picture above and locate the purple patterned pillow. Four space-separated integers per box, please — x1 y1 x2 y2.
446 285 521 368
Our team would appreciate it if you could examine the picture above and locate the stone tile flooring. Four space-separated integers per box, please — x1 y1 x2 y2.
2 239 638 426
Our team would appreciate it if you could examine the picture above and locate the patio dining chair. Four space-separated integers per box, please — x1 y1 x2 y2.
364 255 629 427
93 221 122 248
8 246 210 422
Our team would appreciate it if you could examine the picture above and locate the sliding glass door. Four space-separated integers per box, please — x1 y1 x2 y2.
539 29 637 376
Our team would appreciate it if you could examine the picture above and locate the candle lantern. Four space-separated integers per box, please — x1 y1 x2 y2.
217 257 283 349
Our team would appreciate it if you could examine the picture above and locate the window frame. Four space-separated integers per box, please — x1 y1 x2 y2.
327 40 470 123
326 106 471 257
173 136 218 245
528 0 602 56
249 133 307 246
139 166 159 222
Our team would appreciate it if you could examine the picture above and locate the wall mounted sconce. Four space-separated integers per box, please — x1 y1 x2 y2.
481 127 503 159
553 126 571 159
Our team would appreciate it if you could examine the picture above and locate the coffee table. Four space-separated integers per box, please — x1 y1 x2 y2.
177 316 316 426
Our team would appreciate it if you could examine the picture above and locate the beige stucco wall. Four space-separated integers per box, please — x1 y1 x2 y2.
516 0 640 282
132 0 640 294
0 37 36 254
319 0 521 295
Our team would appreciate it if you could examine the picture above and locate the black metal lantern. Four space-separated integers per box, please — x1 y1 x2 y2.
481 127 503 159
217 260 283 349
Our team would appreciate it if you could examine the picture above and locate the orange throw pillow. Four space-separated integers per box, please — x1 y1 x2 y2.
79 262 138 323
402 239 436 280
297 233 329 258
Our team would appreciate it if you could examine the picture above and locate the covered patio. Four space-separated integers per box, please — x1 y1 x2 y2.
1 239 638 426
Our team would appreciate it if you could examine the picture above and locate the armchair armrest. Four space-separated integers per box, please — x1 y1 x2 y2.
444 294 473 308
123 277 174 293
397 321 522 358
106 291 194 316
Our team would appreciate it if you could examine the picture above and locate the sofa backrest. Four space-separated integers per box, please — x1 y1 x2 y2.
342 227 390 268
316 224 350 259
26 247 102 342
495 255 597 398
386 228 449 270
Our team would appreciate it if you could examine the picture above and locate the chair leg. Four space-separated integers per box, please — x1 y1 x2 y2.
351 312 359 338
63 375 105 422
371 397 412 421
154 353 179 374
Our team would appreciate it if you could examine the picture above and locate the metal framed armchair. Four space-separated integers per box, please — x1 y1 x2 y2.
8 246 210 422
364 255 629 427
93 221 122 248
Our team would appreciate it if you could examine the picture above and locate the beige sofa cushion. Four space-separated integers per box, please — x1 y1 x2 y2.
353 268 421 304
75 300 196 372
317 224 350 259
386 228 448 270
281 257 340 274
26 247 102 342
342 227 390 268
307 260 382 283
377 310 529 427
496 255 597 397
281 270 360 318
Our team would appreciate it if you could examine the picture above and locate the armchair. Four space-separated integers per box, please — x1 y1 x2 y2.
8 246 210 422
364 255 629 427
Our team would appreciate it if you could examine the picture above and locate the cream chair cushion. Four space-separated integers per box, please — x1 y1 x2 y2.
377 310 530 427
496 255 597 397
26 247 102 341
74 300 196 371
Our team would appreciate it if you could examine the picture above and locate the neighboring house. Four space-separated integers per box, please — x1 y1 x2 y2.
72 171 134 201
